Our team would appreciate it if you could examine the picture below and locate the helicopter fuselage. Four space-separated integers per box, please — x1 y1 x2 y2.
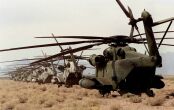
79 45 164 95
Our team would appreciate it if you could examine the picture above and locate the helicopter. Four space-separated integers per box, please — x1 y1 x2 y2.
0 58 41 81
0 0 174 96
0 57 56 82
31 0 174 96
33 34 88 87
0 36 88 87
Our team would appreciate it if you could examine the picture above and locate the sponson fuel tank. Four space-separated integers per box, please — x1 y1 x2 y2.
79 78 96 89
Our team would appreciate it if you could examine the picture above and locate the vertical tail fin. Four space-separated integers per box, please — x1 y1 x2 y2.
141 10 162 67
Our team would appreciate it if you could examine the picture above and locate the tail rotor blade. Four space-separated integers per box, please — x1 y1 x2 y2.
115 0 130 18
130 26 134 39
128 6 134 19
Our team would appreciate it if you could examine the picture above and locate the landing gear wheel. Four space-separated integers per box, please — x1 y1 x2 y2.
118 90 127 96
57 84 62 88
65 84 72 88
146 89 155 97
99 90 111 97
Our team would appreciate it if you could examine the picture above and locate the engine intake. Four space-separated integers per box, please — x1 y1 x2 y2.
89 54 106 67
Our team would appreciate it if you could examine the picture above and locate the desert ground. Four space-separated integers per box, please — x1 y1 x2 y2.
0 77 174 110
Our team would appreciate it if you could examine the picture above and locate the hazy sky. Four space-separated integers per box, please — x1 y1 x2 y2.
0 0 174 68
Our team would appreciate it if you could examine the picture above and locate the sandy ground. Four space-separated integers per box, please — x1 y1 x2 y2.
0 77 174 110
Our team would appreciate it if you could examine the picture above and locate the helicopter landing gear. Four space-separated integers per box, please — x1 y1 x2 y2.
117 90 128 96
145 89 155 97
57 84 62 88
99 89 111 97
65 84 72 88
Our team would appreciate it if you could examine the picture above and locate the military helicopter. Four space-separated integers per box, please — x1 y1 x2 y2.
31 0 174 96
0 36 88 87
0 0 174 96
0 57 53 82
41 35 88 87
8 66 38 82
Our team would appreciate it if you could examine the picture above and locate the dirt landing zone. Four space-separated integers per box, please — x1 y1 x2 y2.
0 77 174 110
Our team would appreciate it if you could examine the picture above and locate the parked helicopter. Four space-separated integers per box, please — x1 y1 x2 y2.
32 34 88 87
0 0 174 96
0 58 41 81
0 39 88 87
32 52 87 87
31 0 174 96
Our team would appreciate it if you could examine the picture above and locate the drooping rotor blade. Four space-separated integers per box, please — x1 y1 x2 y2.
30 42 103 65
158 21 173 48
7 64 29 66
0 58 42 63
133 31 174 37
137 37 174 41
55 55 88 61
35 36 106 39
115 0 130 18
36 35 132 42
153 17 174 26
37 32 174 44
155 37 174 40
136 42 174 47
59 55 88 60
0 40 103 52
52 33 66 67
156 43 174 47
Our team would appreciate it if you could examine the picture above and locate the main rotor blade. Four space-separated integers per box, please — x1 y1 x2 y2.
159 43 174 46
158 21 173 48
153 17 174 26
136 42 174 47
137 37 174 41
133 31 174 37
56 55 88 60
115 0 130 18
35 36 106 39
36 35 131 42
155 37 174 40
31 43 103 65
7 64 29 67
0 40 103 52
0 58 41 63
